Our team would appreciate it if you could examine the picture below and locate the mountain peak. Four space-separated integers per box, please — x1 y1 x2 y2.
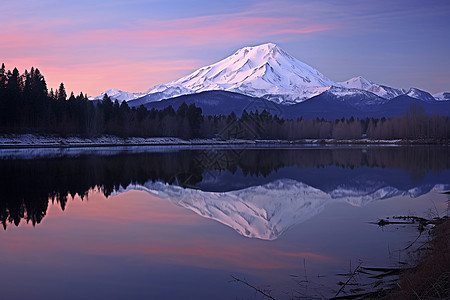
340 76 374 90
339 76 405 99
406 88 436 103
239 42 278 51
231 42 287 66
233 43 299 67
433 91 450 101
165 43 337 104
88 88 144 102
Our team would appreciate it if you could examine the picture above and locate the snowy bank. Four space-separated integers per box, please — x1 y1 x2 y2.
0 134 447 148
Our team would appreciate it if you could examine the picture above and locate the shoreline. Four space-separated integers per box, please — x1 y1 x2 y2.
385 217 449 299
0 134 448 149
331 216 449 299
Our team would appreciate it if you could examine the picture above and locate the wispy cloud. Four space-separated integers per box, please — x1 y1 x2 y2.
0 3 337 95
2 0 449 94
82 13 334 47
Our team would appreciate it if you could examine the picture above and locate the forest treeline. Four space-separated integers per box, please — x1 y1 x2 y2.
1 64 449 140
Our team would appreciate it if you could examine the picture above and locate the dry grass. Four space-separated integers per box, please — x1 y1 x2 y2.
386 218 449 299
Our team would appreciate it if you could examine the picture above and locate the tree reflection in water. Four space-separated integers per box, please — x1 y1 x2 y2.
1 146 449 229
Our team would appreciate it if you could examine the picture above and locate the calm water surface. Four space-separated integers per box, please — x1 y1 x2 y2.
0 146 449 299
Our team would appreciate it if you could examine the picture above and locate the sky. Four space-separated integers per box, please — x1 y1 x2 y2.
1 0 450 96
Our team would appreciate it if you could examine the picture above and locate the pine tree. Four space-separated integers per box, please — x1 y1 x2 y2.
6 68 22 97
186 103 203 137
68 91 76 102
34 68 48 98
176 102 188 118
0 63 6 127
0 63 6 90
57 83 67 101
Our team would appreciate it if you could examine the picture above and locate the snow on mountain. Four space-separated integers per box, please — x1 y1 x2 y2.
433 91 450 101
324 86 389 107
92 43 340 105
145 83 192 97
338 76 405 99
88 89 145 102
89 44 445 106
115 179 447 240
162 43 338 104
405 88 436 103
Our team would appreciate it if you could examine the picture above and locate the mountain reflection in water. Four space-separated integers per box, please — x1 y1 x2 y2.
118 178 447 240
1 146 449 234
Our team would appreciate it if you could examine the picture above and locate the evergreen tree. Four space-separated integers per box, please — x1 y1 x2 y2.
176 102 188 118
0 63 7 90
100 94 114 131
57 83 67 101
33 68 48 98
6 68 22 97
0 63 6 127
186 103 203 137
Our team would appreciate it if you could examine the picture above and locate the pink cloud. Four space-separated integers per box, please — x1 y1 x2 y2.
82 14 334 47
268 25 336 35
0 5 337 95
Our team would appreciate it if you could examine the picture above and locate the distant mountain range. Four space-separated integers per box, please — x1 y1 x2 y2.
90 43 450 119
124 90 449 120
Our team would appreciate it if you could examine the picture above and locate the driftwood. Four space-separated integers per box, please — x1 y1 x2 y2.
332 262 362 299
372 215 447 227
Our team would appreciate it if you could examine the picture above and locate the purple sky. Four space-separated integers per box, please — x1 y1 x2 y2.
1 0 449 96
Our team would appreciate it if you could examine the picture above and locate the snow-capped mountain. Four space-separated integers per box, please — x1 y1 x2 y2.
91 43 340 105
88 89 145 102
142 43 337 104
174 43 336 103
116 179 448 240
90 43 447 108
405 88 436 103
433 91 450 101
338 76 405 99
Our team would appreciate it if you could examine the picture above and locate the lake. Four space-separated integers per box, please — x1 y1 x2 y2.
0 145 449 299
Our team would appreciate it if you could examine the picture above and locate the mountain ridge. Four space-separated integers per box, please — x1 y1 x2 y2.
90 43 448 106
136 90 450 120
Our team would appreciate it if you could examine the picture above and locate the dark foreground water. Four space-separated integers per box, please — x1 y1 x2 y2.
0 146 449 299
